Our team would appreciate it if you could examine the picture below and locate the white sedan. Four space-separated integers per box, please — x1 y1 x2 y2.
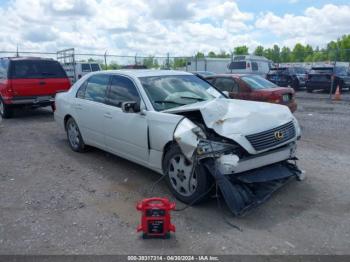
54 70 301 204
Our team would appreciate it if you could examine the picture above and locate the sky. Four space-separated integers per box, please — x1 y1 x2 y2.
0 0 349 56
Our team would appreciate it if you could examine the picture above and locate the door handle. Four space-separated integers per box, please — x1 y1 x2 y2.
39 81 46 85
104 112 112 119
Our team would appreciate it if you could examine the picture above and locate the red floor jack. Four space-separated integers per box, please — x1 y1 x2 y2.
137 198 176 239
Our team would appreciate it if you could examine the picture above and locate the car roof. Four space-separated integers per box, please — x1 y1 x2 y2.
0 56 55 61
99 69 193 78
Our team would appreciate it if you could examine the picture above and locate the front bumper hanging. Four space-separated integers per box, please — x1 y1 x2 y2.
202 159 303 216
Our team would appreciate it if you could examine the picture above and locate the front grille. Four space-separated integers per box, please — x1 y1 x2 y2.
246 121 296 151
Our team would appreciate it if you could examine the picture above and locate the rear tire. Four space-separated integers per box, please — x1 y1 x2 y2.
306 87 313 93
162 145 211 204
0 98 13 119
65 117 86 152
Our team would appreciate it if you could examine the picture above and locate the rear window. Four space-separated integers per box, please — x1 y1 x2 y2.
91 64 100 72
228 61 246 70
9 60 67 79
241 75 277 89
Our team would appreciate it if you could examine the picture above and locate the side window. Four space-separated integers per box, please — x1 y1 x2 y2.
214 78 236 92
0 60 8 79
84 74 110 103
76 81 87 99
81 64 91 72
107 76 140 108
252 62 258 71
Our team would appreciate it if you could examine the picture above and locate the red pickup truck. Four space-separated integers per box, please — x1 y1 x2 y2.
205 74 297 113
0 57 71 118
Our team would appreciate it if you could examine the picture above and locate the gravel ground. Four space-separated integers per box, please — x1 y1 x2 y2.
0 92 350 255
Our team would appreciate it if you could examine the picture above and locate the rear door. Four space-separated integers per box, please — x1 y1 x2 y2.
74 74 110 148
9 60 70 97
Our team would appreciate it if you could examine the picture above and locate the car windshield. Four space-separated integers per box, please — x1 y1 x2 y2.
241 75 277 89
335 67 348 75
139 75 222 111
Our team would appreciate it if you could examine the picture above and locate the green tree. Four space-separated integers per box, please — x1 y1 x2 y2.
233 45 249 55
280 47 292 62
292 43 306 62
208 51 216 58
142 56 159 68
263 48 274 61
271 44 281 62
195 52 205 58
254 45 264 56
171 58 187 69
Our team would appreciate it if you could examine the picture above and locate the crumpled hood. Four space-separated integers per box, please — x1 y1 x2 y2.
165 98 294 139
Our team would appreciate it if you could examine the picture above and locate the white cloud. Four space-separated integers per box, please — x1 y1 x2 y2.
0 1 348 57
255 4 350 47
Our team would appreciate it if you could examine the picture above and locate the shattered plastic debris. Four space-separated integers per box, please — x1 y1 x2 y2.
203 159 302 216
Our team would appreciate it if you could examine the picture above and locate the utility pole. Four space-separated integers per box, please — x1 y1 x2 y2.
104 50 108 70
16 44 19 57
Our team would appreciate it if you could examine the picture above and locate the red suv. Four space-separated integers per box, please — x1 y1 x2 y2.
0 57 71 118
206 74 297 113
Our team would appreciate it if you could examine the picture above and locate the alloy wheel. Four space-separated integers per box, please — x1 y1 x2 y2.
67 121 80 148
168 154 197 197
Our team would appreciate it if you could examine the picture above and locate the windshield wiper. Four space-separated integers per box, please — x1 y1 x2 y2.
154 100 187 105
180 96 205 101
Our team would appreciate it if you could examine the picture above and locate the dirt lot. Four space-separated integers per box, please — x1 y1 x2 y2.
1 91 350 255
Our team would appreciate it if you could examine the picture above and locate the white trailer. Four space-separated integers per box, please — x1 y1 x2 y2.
186 58 231 74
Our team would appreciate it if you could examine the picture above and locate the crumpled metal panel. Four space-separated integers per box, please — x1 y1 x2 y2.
173 118 201 160
164 98 300 154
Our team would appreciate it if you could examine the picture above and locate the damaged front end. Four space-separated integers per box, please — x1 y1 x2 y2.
173 117 304 216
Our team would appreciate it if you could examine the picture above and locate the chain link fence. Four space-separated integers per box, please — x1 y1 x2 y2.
0 49 191 71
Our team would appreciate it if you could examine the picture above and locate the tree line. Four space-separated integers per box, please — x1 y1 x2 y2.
195 34 350 63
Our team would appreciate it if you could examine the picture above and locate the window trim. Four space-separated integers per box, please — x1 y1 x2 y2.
105 75 142 109
75 74 111 104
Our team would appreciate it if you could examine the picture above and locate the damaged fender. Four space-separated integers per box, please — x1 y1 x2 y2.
173 118 203 160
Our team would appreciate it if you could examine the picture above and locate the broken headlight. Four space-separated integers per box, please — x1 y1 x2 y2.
196 139 238 158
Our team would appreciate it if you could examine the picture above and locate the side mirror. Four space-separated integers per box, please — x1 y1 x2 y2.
121 101 140 113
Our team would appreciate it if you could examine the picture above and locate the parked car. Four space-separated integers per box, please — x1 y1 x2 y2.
61 62 102 84
267 67 307 90
54 70 301 207
206 74 297 112
306 66 350 93
0 57 71 118
227 55 272 76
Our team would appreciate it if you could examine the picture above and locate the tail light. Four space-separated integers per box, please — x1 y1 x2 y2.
268 93 281 104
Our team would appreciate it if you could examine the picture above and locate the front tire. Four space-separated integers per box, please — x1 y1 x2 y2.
65 117 86 152
162 145 211 204
0 98 13 119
